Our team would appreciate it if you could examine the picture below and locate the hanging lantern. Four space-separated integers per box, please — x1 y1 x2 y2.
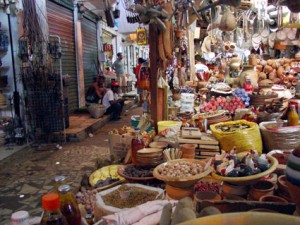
136 28 147 45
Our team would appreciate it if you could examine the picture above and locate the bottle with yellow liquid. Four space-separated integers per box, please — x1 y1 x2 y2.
288 105 299 126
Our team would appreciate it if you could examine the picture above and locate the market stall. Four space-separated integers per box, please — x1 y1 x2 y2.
76 0 300 224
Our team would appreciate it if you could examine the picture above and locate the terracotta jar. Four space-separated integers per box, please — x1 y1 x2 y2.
239 65 258 87
180 144 196 159
249 180 275 201
259 195 288 203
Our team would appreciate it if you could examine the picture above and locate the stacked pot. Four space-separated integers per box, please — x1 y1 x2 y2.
256 58 298 89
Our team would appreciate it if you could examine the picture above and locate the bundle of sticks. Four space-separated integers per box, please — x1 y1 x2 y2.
163 148 183 161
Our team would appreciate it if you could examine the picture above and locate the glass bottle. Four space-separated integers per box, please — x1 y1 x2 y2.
131 128 145 164
198 117 205 132
181 119 187 129
11 211 30 225
58 185 82 225
288 105 299 126
189 118 196 128
40 193 69 225
54 176 67 193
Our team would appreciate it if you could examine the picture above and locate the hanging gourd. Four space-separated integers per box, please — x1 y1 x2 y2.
219 8 236 32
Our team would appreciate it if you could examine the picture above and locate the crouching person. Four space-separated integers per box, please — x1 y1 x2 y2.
102 81 125 121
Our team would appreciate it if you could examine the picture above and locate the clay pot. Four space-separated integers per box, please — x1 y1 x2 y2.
273 78 281 84
264 65 273 73
166 184 194 200
292 77 299 86
181 144 196 159
267 59 274 66
283 77 289 84
268 70 277 80
259 72 267 80
277 175 292 201
277 66 284 77
287 180 300 207
195 191 222 201
259 195 288 203
249 180 275 201
256 65 263 72
222 182 249 197
240 65 258 87
288 74 295 81
284 65 291 71
279 58 285 65
249 55 257 66
219 9 236 32
284 58 291 64
271 62 278 69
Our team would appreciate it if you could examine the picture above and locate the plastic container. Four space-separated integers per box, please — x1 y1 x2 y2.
10 211 30 225
157 121 182 133
40 193 68 225
131 115 141 127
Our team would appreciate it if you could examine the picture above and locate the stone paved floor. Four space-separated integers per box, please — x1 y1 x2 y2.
0 105 142 224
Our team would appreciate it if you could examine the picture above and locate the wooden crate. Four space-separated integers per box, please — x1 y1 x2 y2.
178 133 220 160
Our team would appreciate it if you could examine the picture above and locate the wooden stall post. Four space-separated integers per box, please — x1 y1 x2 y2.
149 23 161 131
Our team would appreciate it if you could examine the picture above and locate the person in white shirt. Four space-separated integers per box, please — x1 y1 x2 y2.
103 81 125 120
194 54 209 81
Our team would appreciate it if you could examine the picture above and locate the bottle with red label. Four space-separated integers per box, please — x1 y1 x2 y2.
131 128 145 164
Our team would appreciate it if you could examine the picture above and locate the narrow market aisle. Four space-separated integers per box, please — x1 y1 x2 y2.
0 105 143 224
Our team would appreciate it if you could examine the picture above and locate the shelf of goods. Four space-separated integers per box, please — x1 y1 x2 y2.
178 133 220 160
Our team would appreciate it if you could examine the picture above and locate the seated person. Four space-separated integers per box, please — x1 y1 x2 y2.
85 75 106 106
85 78 101 106
102 81 126 120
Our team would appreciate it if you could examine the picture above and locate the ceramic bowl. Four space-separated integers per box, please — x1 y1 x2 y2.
149 141 168 149
259 195 288 203
211 154 278 186
153 159 213 188
249 180 275 201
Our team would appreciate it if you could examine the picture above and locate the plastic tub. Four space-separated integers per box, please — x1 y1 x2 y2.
157 121 182 133
131 115 141 127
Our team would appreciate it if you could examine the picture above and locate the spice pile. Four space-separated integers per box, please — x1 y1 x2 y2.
124 165 154 178
157 161 203 177
102 185 158 209
194 180 220 193
215 123 250 132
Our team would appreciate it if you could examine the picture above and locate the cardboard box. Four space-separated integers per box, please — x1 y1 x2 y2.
109 133 133 159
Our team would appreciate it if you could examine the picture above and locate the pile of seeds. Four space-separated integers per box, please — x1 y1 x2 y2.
102 185 158 208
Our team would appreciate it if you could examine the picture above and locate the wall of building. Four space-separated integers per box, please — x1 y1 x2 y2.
0 6 22 117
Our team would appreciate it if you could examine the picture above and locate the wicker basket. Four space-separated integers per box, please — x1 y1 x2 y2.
259 121 300 152
88 104 105 118
249 94 278 107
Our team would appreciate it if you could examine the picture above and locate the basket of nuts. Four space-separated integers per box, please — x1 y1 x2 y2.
153 159 213 188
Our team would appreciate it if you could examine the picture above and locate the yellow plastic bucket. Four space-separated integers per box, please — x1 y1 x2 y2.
157 121 182 133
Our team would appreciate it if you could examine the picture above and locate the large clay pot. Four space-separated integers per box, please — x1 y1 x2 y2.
239 65 258 87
